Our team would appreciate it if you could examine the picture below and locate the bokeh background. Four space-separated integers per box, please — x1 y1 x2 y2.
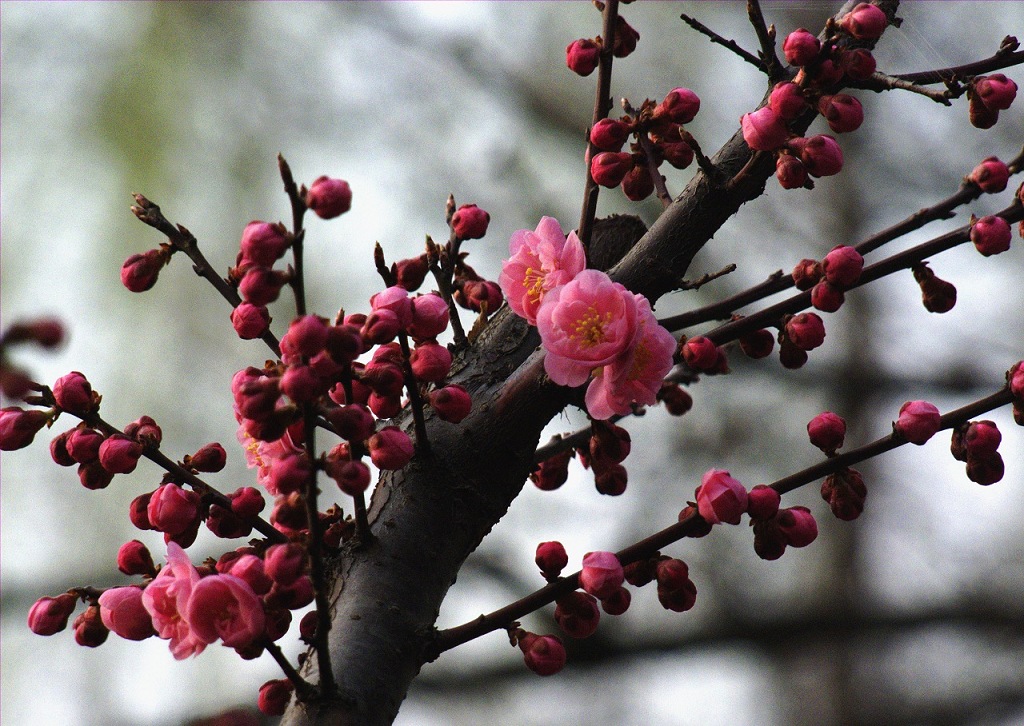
2 2 1023 724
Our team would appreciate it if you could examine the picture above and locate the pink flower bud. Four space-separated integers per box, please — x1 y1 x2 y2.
966 451 1004 485
821 467 867 520
817 94 864 134
621 164 654 201
535 541 568 580
696 468 748 525
117 540 156 576
0 407 48 451
519 632 567 676
1008 361 1024 401
394 254 429 291
327 404 375 443
968 156 1010 193
370 286 413 328
188 442 226 473
656 87 700 124
330 459 372 495
895 400 942 445
360 310 402 346
410 342 452 383
681 335 719 371
66 427 104 464
785 312 826 351
611 16 640 57
281 315 330 360
811 280 845 312
840 3 888 40
776 505 818 546
566 38 601 76
792 258 823 290
124 415 161 448
554 591 601 638
451 204 490 240
223 554 273 595
147 483 201 535
964 420 1001 457
590 118 631 151
746 484 781 520
239 221 290 266
970 215 1011 257
408 294 450 340
579 551 624 599
73 604 109 647
52 371 94 415
428 385 472 423
258 679 294 716
230 302 272 340
368 392 401 419
794 135 843 177
28 593 78 635
264 543 306 586
839 48 877 81
782 28 820 66
974 73 1017 111
769 82 807 121
807 411 847 454
367 426 414 470
98 434 144 474
239 267 289 306
121 248 168 292
268 451 313 495
775 154 808 189
822 245 864 288
228 486 265 519
98 586 155 641
281 364 325 404
305 176 352 219
590 151 633 187
741 106 789 151
913 262 957 313
455 279 503 313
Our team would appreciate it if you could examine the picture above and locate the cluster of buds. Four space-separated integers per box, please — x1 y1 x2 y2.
791 244 865 315
967 73 1018 129
950 420 1004 485
777 312 827 369
623 555 698 613
588 88 701 201
578 420 631 495
565 12 640 77
427 200 502 316
821 467 867 520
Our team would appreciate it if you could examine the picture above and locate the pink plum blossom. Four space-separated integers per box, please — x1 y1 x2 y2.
98 586 156 641
237 425 303 494
536 269 639 387
696 469 748 525
185 573 266 649
585 296 676 420
142 542 205 659
499 217 586 325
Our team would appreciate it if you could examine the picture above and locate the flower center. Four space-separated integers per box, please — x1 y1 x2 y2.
572 307 613 348
524 266 545 303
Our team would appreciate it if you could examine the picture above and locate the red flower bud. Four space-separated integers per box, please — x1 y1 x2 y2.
428 385 472 423
52 371 94 415
519 632 566 676
655 87 700 124
964 420 1001 457
409 293 450 340
695 469 748 525
117 539 156 576
807 411 847 455
839 48 877 81
655 558 697 612
327 404 376 443
78 460 114 490
594 462 628 495
776 505 818 547
611 16 639 57
818 94 864 133
968 156 1010 193
769 82 807 121
530 448 572 491
281 315 330 360
621 164 654 201
681 335 719 371
368 392 402 419
895 400 941 445
579 551 624 600
73 604 109 647
590 151 633 187
410 342 452 383
741 106 788 151
811 280 845 312
0 407 48 450
970 215 1012 257
268 451 313 495
784 312 826 351
239 221 290 267
281 364 325 404
367 426 414 470
239 267 289 306
554 591 601 638
913 262 957 313
821 467 867 520
566 38 601 76
395 254 430 291
746 484 781 520
840 3 888 40
451 204 490 240
305 176 352 219
822 245 864 288
228 486 265 518
147 483 200 535
257 679 295 717
590 118 631 151
660 138 694 170
129 492 153 530
120 248 168 292
793 135 843 177
28 593 78 635
49 430 76 466
455 279 503 313
124 415 161 448
969 93 1000 129
792 258 823 290
782 28 820 66
66 427 104 464
97 434 144 474
360 310 402 346
264 543 306 586
535 541 568 580
974 73 1017 111
230 302 271 340
600 587 631 616
330 459 372 496
966 451 1004 485
190 442 227 473
657 382 693 415
775 154 808 190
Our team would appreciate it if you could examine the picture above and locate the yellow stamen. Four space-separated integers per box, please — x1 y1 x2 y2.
571 307 613 348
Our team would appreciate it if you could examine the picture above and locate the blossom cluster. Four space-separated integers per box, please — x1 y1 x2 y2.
500 217 676 420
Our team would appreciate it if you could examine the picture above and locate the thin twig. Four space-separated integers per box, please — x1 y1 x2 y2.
635 132 672 208
680 13 763 71
279 154 310 317
264 639 318 701
853 71 955 104
746 0 784 82
679 130 726 187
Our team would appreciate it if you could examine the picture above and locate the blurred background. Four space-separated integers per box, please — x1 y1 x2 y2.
2 2 1023 724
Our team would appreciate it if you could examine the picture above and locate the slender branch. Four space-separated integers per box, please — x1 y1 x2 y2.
635 132 672 208
130 194 282 358
577 0 620 252
679 130 725 187
339 373 372 543
397 330 432 458
745 0 784 82
426 234 468 348
855 71 955 104
265 639 318 701
680 13 763 70
430 385 1015 657
279 154 310 317
887 40 1024 86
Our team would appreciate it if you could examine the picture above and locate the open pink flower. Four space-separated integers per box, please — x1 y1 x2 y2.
185 573 266 649
141 542 205 659
537 269 640 387
499 217 586 325
237 425 303 495
585 295 676 420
